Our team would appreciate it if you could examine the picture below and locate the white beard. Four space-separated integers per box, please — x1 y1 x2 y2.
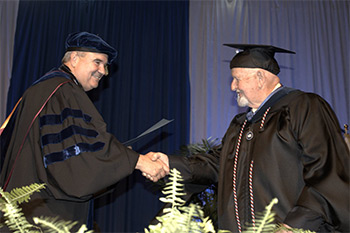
236 93 249 107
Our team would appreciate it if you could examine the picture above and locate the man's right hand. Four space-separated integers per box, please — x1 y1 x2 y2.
135 152 169 182
150 152 169 166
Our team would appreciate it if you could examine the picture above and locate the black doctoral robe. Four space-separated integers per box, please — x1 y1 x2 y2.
0 67 140 230
170 87 349 232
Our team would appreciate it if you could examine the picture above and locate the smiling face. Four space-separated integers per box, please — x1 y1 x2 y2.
231 68 263 109
68 51 109 91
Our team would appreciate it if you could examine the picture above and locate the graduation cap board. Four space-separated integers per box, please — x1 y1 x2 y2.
224 44 295 75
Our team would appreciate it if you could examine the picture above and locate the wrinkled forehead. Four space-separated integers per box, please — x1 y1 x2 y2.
231 67 259 77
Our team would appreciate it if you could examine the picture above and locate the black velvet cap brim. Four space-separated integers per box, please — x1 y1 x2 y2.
65 32 118 64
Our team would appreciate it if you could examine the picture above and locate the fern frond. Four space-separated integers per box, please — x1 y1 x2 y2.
76 224 94 233
33 216 93 233
159 169 186 209
178 203 198 231
1 183 95 233
146 168 217 233
146 165 316 233
201 216 216 233
0 184 45 232
33 216 78 233
217 229 231 233
243 198 278 233
2 202 39 233
275 224 316 233
179 203 206 232
1 183 46 205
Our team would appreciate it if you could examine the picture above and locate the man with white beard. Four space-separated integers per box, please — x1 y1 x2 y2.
149 44 350 232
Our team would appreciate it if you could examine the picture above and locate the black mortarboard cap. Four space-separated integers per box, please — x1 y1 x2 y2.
65 32 118 64
224 44 295 75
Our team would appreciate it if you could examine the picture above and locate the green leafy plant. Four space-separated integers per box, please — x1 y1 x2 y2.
0 183 45 232
242 198 315 233
243 198 278 233
0 183 92 233
178 137 220 228
179 137 220 157
32 217 91 233
145 168 220 233
0 168 316 233
148 168 315 233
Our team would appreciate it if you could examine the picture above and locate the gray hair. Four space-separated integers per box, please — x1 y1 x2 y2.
61 51 86 63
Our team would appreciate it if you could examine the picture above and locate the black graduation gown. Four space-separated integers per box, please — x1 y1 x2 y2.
170 88 349 232
0 69 140 230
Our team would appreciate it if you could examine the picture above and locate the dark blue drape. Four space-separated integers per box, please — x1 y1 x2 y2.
6 0 189 232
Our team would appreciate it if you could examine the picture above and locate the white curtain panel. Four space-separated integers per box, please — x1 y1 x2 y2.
0 0 19 124
189 0 349 143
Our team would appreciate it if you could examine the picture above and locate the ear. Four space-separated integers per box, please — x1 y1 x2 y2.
257 70 265 89
70 52 79 68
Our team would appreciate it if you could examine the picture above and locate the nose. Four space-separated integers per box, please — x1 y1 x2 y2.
98 64 108 76
231 78 238 91
103 65 109 76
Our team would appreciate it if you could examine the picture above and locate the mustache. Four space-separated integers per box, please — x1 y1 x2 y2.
92 71 104 80
235 90 243 99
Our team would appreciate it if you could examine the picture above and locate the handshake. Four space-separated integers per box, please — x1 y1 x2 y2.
135 152 170 182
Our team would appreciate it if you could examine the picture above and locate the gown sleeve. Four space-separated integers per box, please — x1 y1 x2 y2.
38 81 140 200
283 93 350 232
168 141 221 196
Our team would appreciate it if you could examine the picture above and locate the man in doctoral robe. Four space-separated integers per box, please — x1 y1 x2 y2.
0 32 168 231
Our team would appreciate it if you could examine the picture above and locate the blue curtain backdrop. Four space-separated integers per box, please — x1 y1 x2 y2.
6 0 189 232
3 0 349 232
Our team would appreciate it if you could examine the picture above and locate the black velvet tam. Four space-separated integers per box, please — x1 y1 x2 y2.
224 44 295 75
65 32 118 64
